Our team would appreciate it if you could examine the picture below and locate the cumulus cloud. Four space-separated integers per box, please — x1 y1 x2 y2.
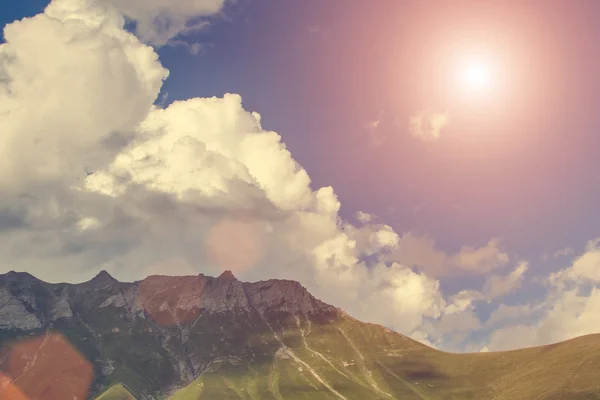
535 288 600 345
480 239 600 351
416 289 484 351
483 286 600 352
0 0 168 192
106 0 227 46
0 0 452 340
482 261 528 300
409 111 449 141
445 290 484 315
85 95 315 212
549 239 600 285
389 234 509 277
451 238 510 273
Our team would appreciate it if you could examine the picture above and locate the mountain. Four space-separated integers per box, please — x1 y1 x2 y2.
0 270 599 399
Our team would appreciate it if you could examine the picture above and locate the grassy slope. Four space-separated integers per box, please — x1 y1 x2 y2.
351 318 600 400
95 383 136 400
163 316 600 400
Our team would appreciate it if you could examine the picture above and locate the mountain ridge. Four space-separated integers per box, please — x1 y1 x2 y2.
0 270 599 399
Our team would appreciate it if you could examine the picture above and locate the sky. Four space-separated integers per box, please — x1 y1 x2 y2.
2 0 600 353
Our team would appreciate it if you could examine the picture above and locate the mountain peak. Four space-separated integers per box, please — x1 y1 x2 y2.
90 270 117 283
217 270 236 281
0 270 37 282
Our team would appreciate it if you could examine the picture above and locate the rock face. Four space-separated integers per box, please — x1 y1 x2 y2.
49 287 74 321
244 279 334 316
0 287 43 330
0 269 346 398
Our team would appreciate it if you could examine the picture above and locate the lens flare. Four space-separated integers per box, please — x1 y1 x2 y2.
137 274 206 327
0 373 28 400
206 216 265 274
1 334 93 400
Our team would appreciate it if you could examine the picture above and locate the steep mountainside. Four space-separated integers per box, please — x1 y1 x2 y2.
0 270 599 400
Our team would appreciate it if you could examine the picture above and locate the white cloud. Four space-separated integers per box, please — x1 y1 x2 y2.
482 261 528 300
416 289 483 351
168 40 212 55
389 234 509 277
76 217 101 231
409 111 449 141
85 95 314 213
355 211 374 224
553 246 575 258
106 0 227 46
481 239 600 351
537 288 600 344
445 290 483 315
549 239 600 285
450 238 510 274
365 111 385 146
483 287 600 352
0 0 168 192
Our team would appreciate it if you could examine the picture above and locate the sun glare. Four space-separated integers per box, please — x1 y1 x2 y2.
465 61 490 89
461 58 493 93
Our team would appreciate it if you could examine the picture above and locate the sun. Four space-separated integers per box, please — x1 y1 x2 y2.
459 57 495 94
465 61 490 89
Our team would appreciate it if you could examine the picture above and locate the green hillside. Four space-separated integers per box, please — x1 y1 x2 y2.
96 384 137 400
98 314 600 400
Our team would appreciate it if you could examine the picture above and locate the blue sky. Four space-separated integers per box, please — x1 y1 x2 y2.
2 0 600 352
